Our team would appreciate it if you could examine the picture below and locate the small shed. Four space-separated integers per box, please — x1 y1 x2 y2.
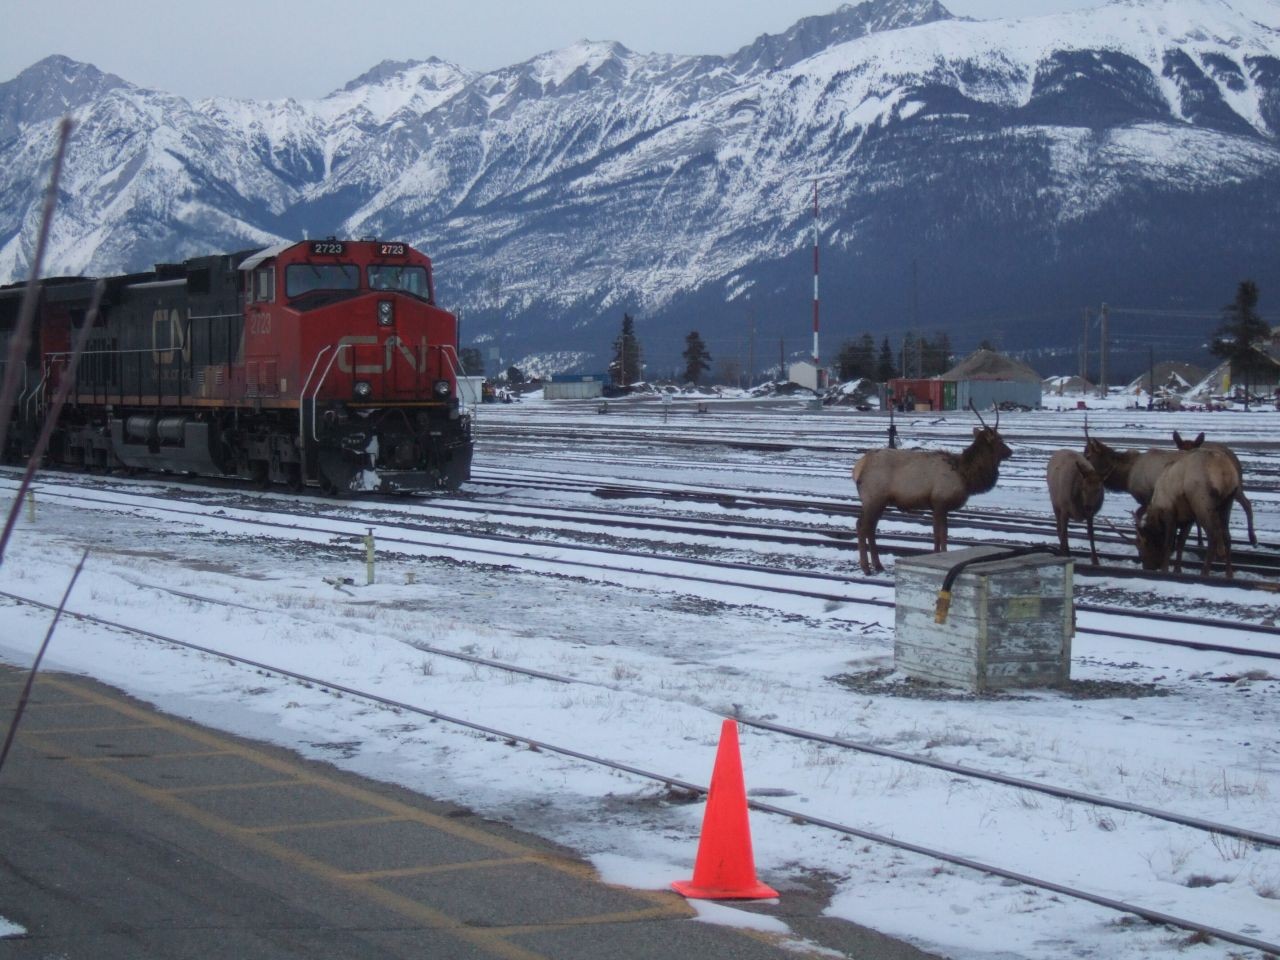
788 361 828 392
457 376 485 407
941 349 1042 410
544 374 606 400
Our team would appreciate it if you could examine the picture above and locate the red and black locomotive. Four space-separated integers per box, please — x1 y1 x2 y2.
0 238 473 492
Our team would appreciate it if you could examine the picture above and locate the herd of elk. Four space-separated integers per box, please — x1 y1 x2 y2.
852 412 1252 579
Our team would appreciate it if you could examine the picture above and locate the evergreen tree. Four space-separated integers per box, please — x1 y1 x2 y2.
836 333 876 381
505 365 525 385
1212 280 1270 408
876 337 895 382
682 330 712 384
609 313 643 386
921 331 953 377
899 331 917 378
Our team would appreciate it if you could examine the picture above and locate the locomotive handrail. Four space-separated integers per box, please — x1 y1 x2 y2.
298 345 332 450
23 370 48 423
310 346 351 442
298 343 353 447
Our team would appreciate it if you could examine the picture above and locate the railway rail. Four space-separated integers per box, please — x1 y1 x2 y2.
4 473 1279 661
1 586 1276 956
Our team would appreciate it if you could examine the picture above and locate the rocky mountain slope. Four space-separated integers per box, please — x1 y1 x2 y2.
2 0 1278 377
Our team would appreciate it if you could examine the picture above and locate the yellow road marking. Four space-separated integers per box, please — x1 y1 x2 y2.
160 777 302 796
341 855 544 881
245 814 410 835
9 675 703 959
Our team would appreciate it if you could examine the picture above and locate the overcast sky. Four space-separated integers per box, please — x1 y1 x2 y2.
3 0 1109 100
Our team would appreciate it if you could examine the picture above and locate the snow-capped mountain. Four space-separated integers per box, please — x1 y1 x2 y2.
2 0 1279 376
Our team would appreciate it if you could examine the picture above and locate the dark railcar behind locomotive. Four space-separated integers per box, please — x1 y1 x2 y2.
0 239 473 492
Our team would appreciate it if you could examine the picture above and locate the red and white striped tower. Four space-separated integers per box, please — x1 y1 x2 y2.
811 179 821 366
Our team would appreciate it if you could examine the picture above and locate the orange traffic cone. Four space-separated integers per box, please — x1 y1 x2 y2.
672 718 778 900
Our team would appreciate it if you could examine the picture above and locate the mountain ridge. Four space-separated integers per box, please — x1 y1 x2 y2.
2 0 1279 377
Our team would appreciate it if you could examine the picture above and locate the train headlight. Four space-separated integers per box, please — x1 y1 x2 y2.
377 301 394 326
353 380 373 400
433 379 451 398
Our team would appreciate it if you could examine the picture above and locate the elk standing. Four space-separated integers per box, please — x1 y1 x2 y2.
1172 431 1257 546
1082 435 1183 523
1046 450 1104 565
1136 447 1240 578
853 407 1012 575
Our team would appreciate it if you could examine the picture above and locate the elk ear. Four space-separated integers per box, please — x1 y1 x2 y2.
1172 430 1183 446
1193 432 1205 446
973 427 982 437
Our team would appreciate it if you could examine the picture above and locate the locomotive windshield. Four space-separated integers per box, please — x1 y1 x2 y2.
367 265 430 300
286 263 359 298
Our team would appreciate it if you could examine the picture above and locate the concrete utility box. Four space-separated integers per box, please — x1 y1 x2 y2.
894 546 1073 693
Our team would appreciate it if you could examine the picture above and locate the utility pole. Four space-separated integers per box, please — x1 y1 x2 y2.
747 306 756 388
1099 302 1109 399
1080 307 1090 386
1148 346 1155 410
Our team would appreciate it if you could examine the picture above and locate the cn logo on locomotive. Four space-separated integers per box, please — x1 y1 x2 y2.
152 308 192 364
336 335 425 374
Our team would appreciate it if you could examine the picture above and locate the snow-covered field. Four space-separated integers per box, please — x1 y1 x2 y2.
1 395 1278 959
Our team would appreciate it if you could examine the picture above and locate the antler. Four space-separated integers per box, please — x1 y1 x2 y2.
1103 516 1136 548
968 399 989 429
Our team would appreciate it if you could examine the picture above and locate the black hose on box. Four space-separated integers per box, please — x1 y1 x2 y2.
934 546 1064 624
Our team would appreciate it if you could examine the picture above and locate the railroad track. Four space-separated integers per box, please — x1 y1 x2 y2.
5 474 1279 661
2 586 1275 956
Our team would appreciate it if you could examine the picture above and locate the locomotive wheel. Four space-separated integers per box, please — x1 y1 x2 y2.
285 464 304 493
249 461 269 489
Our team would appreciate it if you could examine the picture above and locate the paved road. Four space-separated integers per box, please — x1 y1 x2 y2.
0 665 941 959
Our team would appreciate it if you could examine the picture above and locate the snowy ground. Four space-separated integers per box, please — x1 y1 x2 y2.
1 396 1279 959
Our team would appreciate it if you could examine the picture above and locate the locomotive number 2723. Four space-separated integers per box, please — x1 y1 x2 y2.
378 243 406 256
249 313 272 336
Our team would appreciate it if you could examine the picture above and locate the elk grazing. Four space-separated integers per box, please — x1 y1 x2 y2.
1046 450 1104 565
852 406 1012 575
1082 433 1184 523
1136 447 1240 578
1172 431 1257 546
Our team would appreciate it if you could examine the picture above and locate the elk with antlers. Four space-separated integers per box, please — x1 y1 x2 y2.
1046 450 1104 565
1136 446 1240 578
1172 431 1257 546
1082 429 1183 524
852 405 1012 575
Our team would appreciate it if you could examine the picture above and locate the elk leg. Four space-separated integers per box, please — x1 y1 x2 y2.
1085 516 1098 566
932 511 948 553
857 506 885 575
1172 522 1191 574
1237 489 1256 547
1214 502 1234 579
1055 509 1070 558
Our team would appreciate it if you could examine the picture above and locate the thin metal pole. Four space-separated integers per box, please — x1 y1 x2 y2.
0 118 73 459
0 550 89 776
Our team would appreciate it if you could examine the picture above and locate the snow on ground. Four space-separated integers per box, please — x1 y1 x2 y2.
1 397 1279 958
